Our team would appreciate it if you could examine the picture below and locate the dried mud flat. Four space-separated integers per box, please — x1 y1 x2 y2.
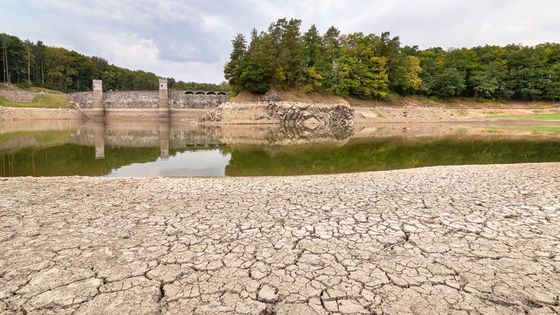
0 164 559 314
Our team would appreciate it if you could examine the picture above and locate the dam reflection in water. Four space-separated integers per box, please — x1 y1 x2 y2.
89 119 230 177
1 119 560 177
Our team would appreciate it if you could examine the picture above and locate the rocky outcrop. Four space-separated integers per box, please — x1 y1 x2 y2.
263 101 354 129
200 101 355 130
0 90 41 102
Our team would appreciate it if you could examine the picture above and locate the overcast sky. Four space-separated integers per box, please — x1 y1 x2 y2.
4 0 560 83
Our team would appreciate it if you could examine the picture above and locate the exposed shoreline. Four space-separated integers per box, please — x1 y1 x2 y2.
2 102 560 123
1 163 559 314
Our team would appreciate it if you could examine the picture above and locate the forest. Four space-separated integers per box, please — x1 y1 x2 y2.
224 18 560 101
0 33 227 92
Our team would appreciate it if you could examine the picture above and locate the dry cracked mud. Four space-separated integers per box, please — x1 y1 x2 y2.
0 164 559 314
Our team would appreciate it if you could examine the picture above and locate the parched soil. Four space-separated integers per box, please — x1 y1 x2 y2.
353 106 560 123
1 164 559 314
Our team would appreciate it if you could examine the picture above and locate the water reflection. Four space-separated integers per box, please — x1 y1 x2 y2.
1 119 560 177
94 120 105 159
159 119 170 159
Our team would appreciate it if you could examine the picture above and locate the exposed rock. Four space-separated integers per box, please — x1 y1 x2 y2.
199 111 223 122
258 285 278 302
199 101 355 130
263 101 354 129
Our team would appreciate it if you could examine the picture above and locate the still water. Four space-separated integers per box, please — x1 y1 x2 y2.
1 120 560 177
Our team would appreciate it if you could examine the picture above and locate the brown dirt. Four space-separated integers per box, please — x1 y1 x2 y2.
230 89 560 109
230 89 348 105
349 96 560 109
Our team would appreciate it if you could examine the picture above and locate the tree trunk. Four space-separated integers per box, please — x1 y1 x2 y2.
27 45 31 82
2 47 6 83
5 47 9 83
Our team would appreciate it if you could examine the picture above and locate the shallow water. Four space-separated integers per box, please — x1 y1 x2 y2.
1 120 560 177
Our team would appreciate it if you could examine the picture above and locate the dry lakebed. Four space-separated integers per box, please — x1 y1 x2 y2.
0 163 559 314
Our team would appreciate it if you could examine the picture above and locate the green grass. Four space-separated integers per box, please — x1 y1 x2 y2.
0 94 72 108
529 126 560 134
0 130 71 146
485 125 560 135
489 113 560 121
456 109 469 116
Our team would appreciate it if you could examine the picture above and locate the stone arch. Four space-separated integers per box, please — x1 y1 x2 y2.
185 91 194 95
206 91 217 95
195 91 206 95
217 92 227 96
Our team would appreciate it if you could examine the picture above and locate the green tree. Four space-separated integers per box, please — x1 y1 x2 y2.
303 25 322 68
470 61 513 100
224 33 247 94
336 33 389 99
431 67 466 98
389 55 422 95
239 29 274 94
544 63 560 101
271 18 305 88
319 26 341 92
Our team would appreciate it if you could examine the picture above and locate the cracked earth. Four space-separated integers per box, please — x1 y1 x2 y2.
0 163 559 314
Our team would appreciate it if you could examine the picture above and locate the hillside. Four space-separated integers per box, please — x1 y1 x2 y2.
225 18 560 104
0 33 225 93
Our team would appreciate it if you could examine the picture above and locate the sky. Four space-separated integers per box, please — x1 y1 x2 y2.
3 0 560 83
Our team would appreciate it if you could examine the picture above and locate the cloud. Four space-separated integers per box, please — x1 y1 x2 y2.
4 0 560 83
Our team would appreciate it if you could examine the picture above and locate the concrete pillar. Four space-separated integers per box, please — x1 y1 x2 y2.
93 120 105 160
159 119 170 159
92 79 104 119
158 78 169 120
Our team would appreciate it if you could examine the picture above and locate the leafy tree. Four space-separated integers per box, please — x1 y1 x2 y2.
544 63 560 102
431 67 466 98
303 66 323 93
319 26 341 92
0 32 217 92
303 25 322 68
223 21 560 102
224 33 247 94
240 61 272 93
417 50 441 95
470 61 513 100
390 55 422 95
335 33 389 99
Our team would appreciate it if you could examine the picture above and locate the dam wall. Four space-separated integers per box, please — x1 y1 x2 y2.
67 87 228 110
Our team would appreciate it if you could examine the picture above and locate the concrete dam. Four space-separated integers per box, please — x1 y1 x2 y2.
67 79 229 121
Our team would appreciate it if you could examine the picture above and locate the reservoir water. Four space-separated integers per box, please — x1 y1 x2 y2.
1 120 560 177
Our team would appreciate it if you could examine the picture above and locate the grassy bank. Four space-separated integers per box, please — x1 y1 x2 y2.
0 94 72 109
489 113 560 121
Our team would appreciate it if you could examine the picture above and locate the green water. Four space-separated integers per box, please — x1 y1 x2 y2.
223 138 560 176
1 122 560 177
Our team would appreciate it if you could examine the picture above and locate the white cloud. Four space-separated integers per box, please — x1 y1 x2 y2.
96 34 160 69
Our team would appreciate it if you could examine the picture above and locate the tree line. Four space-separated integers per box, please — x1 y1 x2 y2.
0 33 226 93
224 18 560 101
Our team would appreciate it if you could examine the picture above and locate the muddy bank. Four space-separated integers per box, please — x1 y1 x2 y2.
1 163 559 314
3 102 560 125
199 101 560 125
354 106 560 123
